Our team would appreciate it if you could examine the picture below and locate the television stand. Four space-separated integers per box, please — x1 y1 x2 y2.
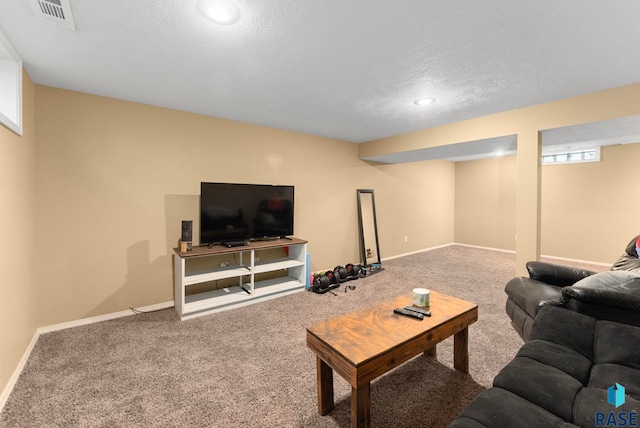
222 240 249 248
254 236 279 242
173 238 308 320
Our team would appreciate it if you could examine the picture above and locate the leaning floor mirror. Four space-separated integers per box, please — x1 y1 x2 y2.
357 189 383 275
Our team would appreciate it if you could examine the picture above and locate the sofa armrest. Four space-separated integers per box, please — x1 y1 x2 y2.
526 261 596 287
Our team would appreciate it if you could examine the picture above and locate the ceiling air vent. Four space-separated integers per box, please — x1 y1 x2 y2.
30 0 76 30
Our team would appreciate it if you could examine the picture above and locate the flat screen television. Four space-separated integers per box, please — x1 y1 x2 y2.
200 182 294 246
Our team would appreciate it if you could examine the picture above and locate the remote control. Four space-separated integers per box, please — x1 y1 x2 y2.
404 306 431 317
393 308 424 320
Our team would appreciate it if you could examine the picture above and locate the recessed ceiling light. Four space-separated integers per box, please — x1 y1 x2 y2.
414 97 436 106
198 0 241 25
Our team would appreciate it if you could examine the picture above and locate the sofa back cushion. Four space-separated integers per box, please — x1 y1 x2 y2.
562 271 640 326
529 305 596 361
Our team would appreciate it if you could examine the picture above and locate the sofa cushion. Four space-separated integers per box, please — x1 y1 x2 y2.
493 356 584 422
594 320 640 371
529 304 596 361
448 387 577 428
588 320 640 415
514 340 592 384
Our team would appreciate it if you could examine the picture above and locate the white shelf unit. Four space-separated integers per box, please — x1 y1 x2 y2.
173 238 307 320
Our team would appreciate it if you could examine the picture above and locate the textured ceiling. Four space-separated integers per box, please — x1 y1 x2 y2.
1 0 640 146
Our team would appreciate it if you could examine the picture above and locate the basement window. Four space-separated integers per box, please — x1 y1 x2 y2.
0 29 22 136
542 147 600 165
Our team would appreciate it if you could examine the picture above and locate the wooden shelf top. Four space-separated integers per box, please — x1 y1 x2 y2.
174 237 307 258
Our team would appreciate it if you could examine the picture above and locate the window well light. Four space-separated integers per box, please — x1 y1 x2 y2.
198 0 241 25
414 97 436 106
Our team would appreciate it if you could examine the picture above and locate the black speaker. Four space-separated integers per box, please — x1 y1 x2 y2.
181 220 193 242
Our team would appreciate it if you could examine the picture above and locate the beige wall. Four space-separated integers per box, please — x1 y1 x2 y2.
541 143 640 263
454 143 640 264
367 159 455 258
33 86 455 327
455 156 517 250
0 69 36 400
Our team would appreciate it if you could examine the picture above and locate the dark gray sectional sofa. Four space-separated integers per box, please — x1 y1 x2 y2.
450 304 640 427
449 254 640 427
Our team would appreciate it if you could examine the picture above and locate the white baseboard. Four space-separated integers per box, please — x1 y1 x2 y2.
0 300 174 413
382 242 456 262
454 242 610 267
0 330 40 412
454 242 516 254
37 301 175 334
309 243 457 274
539 254 610 267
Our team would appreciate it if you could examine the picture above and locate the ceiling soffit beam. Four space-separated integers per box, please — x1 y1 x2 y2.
361 135 517 164
357 83 640 163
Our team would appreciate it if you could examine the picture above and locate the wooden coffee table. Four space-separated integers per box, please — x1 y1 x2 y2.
306 291 478 428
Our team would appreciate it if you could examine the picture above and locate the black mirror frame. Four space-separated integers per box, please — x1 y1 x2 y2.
356 189 381 268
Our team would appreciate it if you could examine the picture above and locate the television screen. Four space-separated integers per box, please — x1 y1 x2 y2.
200 182 294 245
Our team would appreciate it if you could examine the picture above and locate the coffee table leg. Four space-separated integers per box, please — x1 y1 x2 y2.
317 356 334 415
424 345 436 357
351 382 371 428
453 327 469 373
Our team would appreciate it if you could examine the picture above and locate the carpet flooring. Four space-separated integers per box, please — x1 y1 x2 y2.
0 245 606 427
